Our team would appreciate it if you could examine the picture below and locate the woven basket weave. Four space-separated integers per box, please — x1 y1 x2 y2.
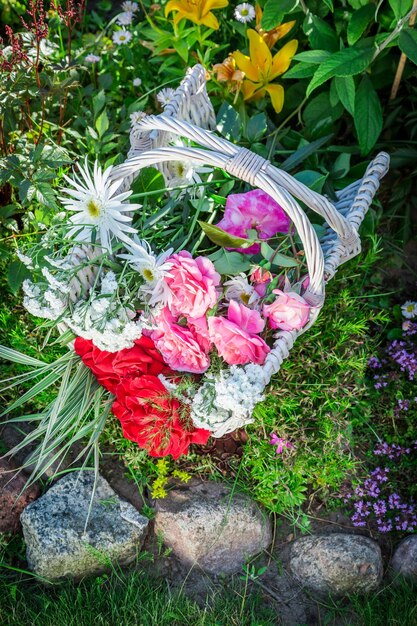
106 64 390 388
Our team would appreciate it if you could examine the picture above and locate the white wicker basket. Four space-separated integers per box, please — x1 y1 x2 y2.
107 64 389 388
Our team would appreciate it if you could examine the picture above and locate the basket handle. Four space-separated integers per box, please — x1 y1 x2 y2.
112 126 326 307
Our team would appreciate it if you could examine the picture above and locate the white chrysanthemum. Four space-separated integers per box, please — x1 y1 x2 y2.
130 110 146 127
224 273 259 307
122 1 139 12
156 88 175 107
191 364 266 438
119 237 173 306
85 53 100 63
401 301 417 319
234 3 255 23
112 30 132 45
133 77 142 87
59 159 140 251
116 11 133 25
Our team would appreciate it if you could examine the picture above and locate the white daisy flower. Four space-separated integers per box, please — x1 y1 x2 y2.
401 300 417 319
130 110 146 127
112 30 132 45
59 158 140 251
118 236 174 307
224 273 259 307
167 159 211 198
116 11 134 25
122 1 139 12
156 88 176 107
234 3 255 23
85 54 101 63
133 77 142 87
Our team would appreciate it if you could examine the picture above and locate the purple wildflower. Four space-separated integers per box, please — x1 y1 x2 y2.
269 434 294 454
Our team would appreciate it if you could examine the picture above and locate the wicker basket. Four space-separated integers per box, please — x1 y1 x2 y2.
106 64 389 388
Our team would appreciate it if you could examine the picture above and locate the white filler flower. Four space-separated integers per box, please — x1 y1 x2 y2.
133 77 142 87
122 1 139 12
59 159 140 251
234 3 255 23
112 30 133 45
85 54 101 63
116 11 134 26
156 88 176 107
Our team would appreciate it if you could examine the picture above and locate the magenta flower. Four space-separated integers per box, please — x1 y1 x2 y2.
215 189 291 255
269 433 294 454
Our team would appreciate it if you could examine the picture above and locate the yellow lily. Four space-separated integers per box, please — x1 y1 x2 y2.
232 29 298 113
165 0 228 30
255 3 296 49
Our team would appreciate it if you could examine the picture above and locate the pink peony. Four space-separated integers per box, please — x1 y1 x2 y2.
165 251 220 319
151 307 211 374
215 189 291 255
208 300 270 365
263 289 310 331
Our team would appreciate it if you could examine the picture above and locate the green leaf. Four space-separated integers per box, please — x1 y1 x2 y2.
293 169 329 193
334 75 356 115
260 242 299 268
7 260 31 295
293 50 332 63
306 45 374 97
199 221 255 249
131 167 165 196
93 90 106 117
18 180 35 204
283 63 317 79
280 135 333 171
261 0 299 30
306 15 339 52
246 113 267 142
389 0 412 20
173 39 189 63
347 5 375 46
216 102 242 142
399 28 417 65
95 110 109 137
208 249 252 275
354 76 383 155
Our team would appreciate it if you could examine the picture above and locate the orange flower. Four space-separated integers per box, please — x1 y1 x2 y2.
212 56 245 92
255 3 295 49
165 0 228 30
232 29 298 113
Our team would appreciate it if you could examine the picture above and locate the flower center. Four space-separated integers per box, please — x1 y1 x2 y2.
240 293 250 305
241 9 248 15
143 268 154 282
86 199 101 218
406 305 414 312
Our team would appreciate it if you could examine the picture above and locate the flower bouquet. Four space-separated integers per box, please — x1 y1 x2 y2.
1 66 389 481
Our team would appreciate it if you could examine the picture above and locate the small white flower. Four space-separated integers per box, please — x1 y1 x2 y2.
100 271 118 295
112 30 133 45
85 53 101 63
234 3 255 23
116 11 134 26
402 301 417 319
119 237 173 307
224 273 259 307
130 110 146 127
156 88 175 107
59 158 140 251
133 77 142 87
122 1 139 12
16 251 34 269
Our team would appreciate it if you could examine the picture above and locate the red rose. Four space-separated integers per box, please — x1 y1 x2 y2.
111 375 210 459
74 336 169 394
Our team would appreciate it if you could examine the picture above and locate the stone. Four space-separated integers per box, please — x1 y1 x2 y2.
20 471 149 581
390 535 417 580
0 458 40 533
288 533 383 595
153 478 272 575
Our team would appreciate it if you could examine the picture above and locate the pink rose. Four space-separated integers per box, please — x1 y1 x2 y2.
250 266 273 297
151 307 211 374
208 300 270 366
263 289 310 331
165 251 220 319
215 189 291 255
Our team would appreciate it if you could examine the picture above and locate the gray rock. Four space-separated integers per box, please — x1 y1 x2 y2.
154 479 272 575
390 535 417 580
288 533 383 595
21 471 149 581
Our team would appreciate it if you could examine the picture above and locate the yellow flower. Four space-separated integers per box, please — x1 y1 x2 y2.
165 0 228 29
255 3 295 49
232 29 298 113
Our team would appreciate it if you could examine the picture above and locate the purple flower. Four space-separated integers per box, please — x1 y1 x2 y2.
388 493 402 509
368 356 381 369
269 433 294 454
373 500 387 516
